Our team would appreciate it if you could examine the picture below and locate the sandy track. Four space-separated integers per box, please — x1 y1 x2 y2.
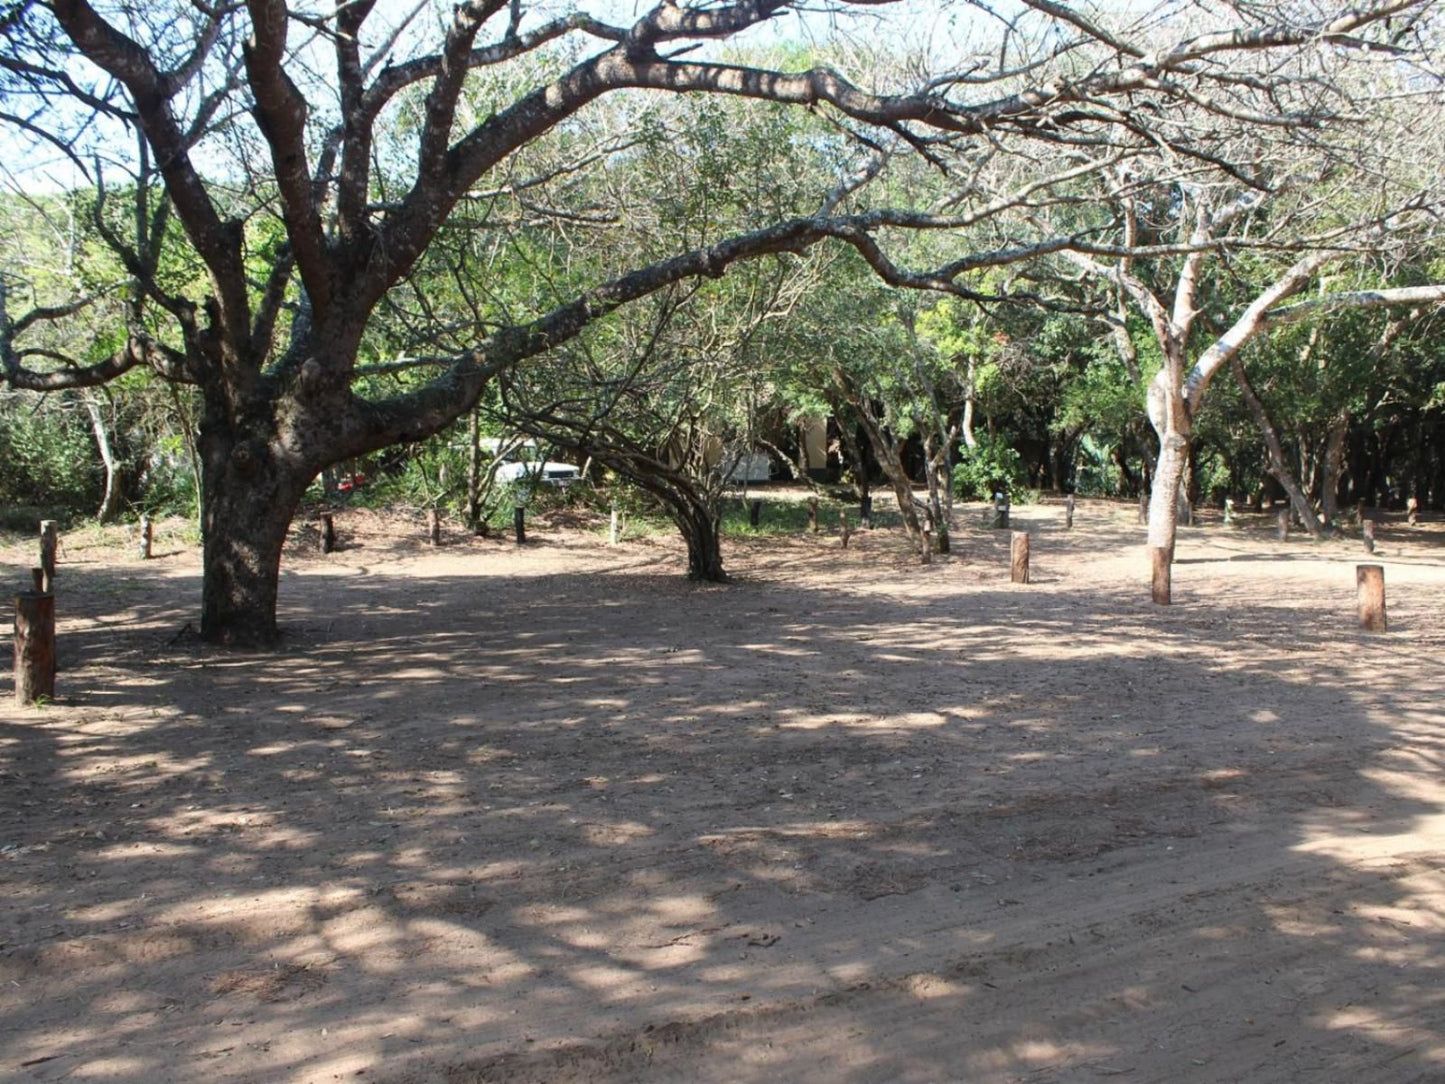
2 499 1442 1082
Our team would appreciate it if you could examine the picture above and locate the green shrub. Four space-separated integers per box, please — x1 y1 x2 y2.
952 438 1026 501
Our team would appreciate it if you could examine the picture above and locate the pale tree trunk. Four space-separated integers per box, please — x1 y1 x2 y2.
1230 357 1324 537
82 392 124 523
1146 365 1190 555
961 356 979 450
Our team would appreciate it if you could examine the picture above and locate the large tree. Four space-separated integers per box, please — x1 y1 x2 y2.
2 0 1440 641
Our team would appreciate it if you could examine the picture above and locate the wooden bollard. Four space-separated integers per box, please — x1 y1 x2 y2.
14 591 56 706
139 514 153 560
1276 508 1289 542
860 495 872 529
1224 498 1235 526
320 513 336 554
992 492 1010 530
1407 497 1419 526
839 510 852 549
609 502 619 546
39 520 58 588
808 497 819 534
513 507 525 545
1357 564 1386 632
1010 531 1030 584
1362 518 1375 554
1150 545 1172 605
749 499 761 527
1064 494 1074 530
427 508 441 546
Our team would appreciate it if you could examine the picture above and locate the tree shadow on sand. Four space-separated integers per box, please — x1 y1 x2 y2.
1 529 1443 1083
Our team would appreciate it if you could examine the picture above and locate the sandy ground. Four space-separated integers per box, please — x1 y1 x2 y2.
1 496 1442 1084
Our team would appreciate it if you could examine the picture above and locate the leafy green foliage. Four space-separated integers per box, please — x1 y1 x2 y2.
951 437 1026 500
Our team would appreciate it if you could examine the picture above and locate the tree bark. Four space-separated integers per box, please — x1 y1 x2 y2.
1319 411 1349 528
961 355 979 450
1356 564 1386 632
1150 545 1172 605
675 503 726 581
39 521 58 590
467 406 483 532
1010 531 1030 584
83 392 125 523
198 425 306 646
14 591 56 706
1230 357 1323 538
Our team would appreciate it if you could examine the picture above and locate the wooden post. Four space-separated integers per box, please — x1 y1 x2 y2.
1223 498 1235 526
808 497 819 534
139 514 153 560
1150 545 1172 605
1064 494 1075 530
860 495 873 529
1362 518 1375 554
993 492 1010 530
1010 531 1030 584
1407 497 1419 526
320 513 336 554
1356 564 1386 632
1276 508 1289 542
839 510 852 549
513 507 526 545
39 520 58 589
749 499 761 527
921 530 933 564
609 502 620 546
15 591 56 706
31 568 45 593
427 508 441 546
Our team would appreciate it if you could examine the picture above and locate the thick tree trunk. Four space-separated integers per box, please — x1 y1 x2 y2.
198 423 308 646
675 503 726 582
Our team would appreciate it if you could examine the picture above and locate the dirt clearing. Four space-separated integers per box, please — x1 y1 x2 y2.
2 499 1442 1082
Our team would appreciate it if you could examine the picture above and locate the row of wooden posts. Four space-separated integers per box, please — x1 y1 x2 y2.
14 498 1397 705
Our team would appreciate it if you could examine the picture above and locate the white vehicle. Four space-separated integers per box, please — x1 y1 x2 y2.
484 439 580 486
